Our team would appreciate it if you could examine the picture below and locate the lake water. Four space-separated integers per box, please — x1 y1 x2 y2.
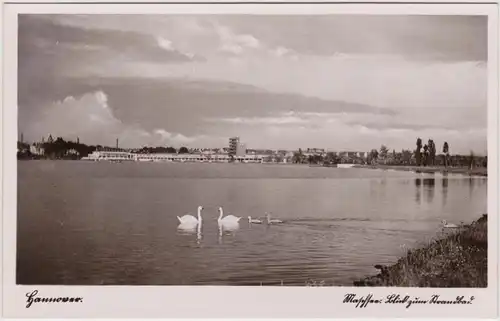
17 161 487 285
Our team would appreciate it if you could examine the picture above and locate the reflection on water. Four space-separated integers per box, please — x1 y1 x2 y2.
442 176 449 207
218 221 240 244
177 223 202 244
17 161 487 286
415 178 422 204
423 178 435 204
469 177 474 198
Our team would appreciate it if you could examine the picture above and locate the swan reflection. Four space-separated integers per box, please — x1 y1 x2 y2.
177 223 202 243
218 221 240 244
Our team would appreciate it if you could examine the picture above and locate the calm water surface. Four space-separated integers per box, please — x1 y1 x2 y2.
17 161 487 285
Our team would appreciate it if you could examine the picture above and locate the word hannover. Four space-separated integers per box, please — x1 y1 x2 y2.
26 290 83 308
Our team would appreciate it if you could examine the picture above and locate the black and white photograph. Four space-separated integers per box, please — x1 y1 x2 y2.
14 12 491 285
2 2 499 318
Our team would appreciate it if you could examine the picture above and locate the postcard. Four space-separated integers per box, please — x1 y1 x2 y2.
1 1 498 319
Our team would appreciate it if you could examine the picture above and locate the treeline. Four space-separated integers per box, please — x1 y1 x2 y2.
17 136 191 160
133 146 189 154
18 137 98 160
368 138 487 168
292 149 341 165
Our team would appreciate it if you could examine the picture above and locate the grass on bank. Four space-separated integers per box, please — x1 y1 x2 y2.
354 214 488 287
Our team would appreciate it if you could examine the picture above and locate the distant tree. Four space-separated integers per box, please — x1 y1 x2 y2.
293 148 305 164
422 144 429 167
368 149 379 165
402 149 412 165
379 145 389 160
178 147 189 154
310 154 323 164
416 138 422 166
324 152 334 164
324 152 339 165
442 142 449 167
469 151 475 170
165 147 177 153
427 139 436 166
17 141 32 159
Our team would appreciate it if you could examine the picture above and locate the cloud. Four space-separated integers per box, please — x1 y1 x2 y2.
270 46 291 57
236 34 260 48
40 15 487 62
215 23 261 55
211 15 487 62
18 15 196 72
266 110 483 133
208 115 307 126
25 91 202 148
157 37 175 51
203 110 486 153
154 129 197 145
224 115 486 154
156 36 203 60
220 43 244 55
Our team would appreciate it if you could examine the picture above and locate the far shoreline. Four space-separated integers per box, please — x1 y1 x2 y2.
17 159 489 177
353 164 488 177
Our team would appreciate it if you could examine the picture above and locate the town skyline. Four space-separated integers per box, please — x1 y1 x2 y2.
19 15 487 154
19 133 487 157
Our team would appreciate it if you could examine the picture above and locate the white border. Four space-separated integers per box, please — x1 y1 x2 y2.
2 2 499 319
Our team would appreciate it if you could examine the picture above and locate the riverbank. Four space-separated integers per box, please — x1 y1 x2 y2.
353 214 488 287
353 164 487 177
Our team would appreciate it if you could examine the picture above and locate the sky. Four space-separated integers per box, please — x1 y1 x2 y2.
18 14 488 154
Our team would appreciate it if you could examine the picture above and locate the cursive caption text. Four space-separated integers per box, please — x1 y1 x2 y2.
343 293 475 309
26 290 83 308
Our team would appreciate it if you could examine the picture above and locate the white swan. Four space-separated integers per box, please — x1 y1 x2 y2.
442 220 458 228
177 206 203 226
266 212 283 224
248 216 263 224
217 207 242 223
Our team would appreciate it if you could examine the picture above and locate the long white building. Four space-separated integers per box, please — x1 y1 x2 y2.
83 151 264 163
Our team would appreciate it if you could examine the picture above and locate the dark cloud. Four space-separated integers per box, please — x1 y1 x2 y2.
18 15 200 127
347 120 462 132
19 15 195 64
18 76 395 139
18 15 194 105
216 15 487 62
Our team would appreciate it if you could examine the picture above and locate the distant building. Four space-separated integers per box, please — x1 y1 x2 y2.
236 143 246 157
30 143 45 156
66 149 80 156
307 148 325 154
228 137 239 156
252 149 273 155
83 151 264 163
